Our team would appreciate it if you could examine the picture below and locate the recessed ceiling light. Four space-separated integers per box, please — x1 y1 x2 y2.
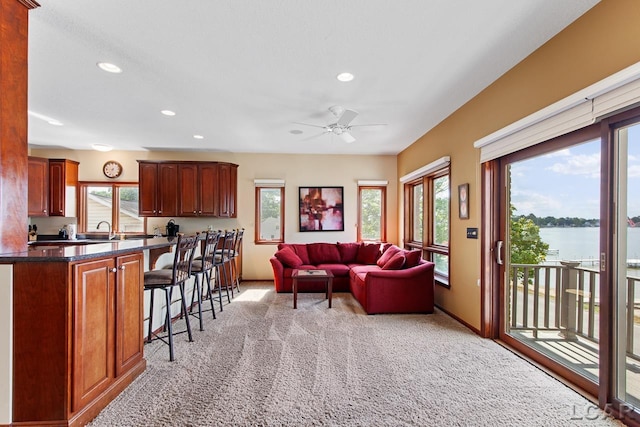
193 134 204 139
161 110 176 116
336 72 354 82
92 143 113 152
97 62 122 74
289 129 303 135
47 120 63 126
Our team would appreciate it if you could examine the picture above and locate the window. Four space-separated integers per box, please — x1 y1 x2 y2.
79 182 144 233
357 185 387 242
404 167 450 285
255 185 284 244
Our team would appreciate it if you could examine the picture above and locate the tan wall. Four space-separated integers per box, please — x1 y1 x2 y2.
30 148 397 280
397 0 640 330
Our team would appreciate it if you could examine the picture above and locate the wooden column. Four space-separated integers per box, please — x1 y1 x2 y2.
0 0 39 254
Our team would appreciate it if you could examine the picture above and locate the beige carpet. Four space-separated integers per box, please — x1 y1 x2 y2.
89 282 621 426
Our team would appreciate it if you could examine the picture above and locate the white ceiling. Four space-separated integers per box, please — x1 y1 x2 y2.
27 0 599 155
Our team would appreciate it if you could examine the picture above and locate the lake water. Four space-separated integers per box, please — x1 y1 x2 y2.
539 227 640 262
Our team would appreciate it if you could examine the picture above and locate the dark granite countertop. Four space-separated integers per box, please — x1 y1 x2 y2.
0 237 178 263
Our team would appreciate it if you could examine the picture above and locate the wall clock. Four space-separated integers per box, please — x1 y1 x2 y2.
103 160 123 178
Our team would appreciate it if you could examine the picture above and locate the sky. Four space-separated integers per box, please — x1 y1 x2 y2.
510 124 640 219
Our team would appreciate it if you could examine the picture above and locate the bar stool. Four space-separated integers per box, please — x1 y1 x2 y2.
144 233 198 361
229 228 244 293
214 230 235 302
190 229 220 322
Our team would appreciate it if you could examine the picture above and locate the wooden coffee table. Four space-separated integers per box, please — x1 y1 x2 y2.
291 269 334 309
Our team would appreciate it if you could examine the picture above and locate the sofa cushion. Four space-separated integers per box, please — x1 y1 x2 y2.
357 243 381 265
278 243 311 265
376 245 401 268
404 250 422 268
382 252 406 270
316 263 350 277
307 243 341 264
274 247 303 268
337 242 360 263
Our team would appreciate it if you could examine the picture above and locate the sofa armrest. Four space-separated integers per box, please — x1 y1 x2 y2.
269 256 285 291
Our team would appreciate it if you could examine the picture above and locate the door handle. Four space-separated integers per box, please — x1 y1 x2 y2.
496 241 504 265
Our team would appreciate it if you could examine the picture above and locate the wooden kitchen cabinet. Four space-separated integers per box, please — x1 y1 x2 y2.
218 162 237 218
12 251 145 426
178 162 219 216
28 156 49 216
49 158 79 217
140 160 236 217
138 161 178 216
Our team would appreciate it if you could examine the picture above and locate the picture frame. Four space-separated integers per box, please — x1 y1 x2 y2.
299 186 344 231
458 183 469 219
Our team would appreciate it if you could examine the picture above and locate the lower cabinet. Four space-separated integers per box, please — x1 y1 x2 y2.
12 251 145 426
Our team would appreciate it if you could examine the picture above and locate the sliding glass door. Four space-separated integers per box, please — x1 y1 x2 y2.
613 118 640 409
500 129 602 390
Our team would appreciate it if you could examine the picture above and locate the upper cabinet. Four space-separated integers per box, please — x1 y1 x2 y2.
28 157 79 217
138 162 178 217
48 159 79 217
28 157 49 217
218 162 237 218
138 160 237 218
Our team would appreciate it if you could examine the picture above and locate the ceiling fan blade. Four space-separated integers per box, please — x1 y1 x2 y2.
300 130 329 141
336 109 358 127
292 121 326 129
340 131 356 143
349 123 387 128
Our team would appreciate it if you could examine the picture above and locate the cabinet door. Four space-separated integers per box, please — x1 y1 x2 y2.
28 157 49 216
115 253 144 376
72 258 116 412
218 163 232 217
48 161 65 216
138 162 158 216
199 163 219 216
178 164 199 216
157 163 178 217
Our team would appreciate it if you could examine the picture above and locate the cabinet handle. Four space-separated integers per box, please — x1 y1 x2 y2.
158 210 162 214
110 268 117 273
153 210 157 214
43 209 47 213
193 211 197 214
198 210 202 214
119 265 126 270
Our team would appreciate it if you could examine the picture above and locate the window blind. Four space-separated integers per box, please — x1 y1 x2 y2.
475 61 640 163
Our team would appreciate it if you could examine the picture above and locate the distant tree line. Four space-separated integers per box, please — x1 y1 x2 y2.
512 213 613 228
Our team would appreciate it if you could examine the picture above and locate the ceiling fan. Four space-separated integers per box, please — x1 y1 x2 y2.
295 106 385 143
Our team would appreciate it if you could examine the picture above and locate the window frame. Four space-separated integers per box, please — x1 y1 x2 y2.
78 181 146 234
254 185 285 245
357 185 387 243
404 166 451 287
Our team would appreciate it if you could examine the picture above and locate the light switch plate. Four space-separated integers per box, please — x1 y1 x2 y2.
467 228 478 239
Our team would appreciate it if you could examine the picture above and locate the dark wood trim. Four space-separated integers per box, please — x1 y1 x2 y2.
435 304 481 335
356 185 387 242
598 117 615 409
480 160 500 338
254 186 285 245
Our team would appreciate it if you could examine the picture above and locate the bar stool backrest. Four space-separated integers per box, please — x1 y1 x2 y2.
173 233 199 285
232 228 244 257
201 230 221 271
221 229 236 259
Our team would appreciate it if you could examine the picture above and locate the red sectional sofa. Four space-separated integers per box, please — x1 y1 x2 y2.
269 242 435 314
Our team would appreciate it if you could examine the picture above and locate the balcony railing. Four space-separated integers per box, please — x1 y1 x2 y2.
509 261 640 359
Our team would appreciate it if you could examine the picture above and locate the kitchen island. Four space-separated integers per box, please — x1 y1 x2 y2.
0 237 177 427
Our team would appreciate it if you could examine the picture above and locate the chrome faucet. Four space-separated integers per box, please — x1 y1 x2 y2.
96 221 115 240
